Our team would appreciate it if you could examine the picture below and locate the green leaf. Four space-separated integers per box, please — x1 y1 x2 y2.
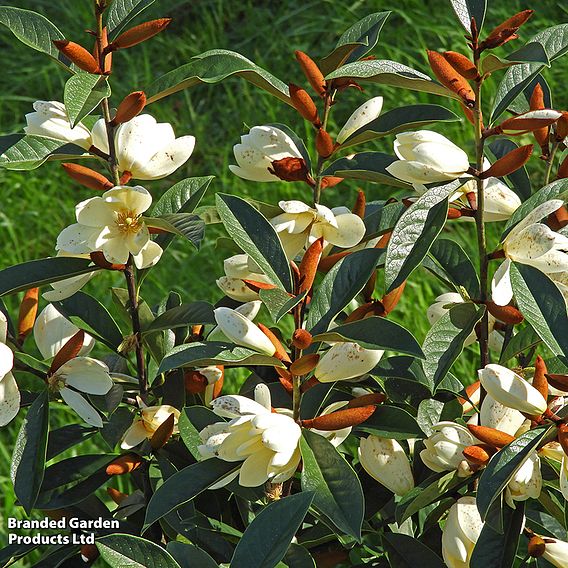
481 42 549 74
216 193 292 292
363 201 406 241
152 177 213 217
449 0 487 32
319 12 391 74
385 179 465 292
383 533 446 568
144 459 240 528
499 324 541 364
106 0 158 35
166 543 217 568
144 301 216 333
300 430 364 540
231 493 314 568
0 135 86 170
46 424 96 461
159 342 284 373
326 60 458 100
259 288 306 323
422 303 485 387
10 390 49 514
487 139 531 201
428 238 480 297
63 73 110 128
145 213 205 249
97 534 181 568
312 316 423 358
323 152 410 188
339 104 460 149
178 406 221 460
510 263 568 358
477 426 553 521
306 249 382 335
356 405 423 439
284 544 316 568
0 257 97 297
146 49 290 106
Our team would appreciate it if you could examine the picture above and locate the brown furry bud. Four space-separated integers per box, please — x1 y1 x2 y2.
295 50 326 97
49 330 85 375
268 157 312 184
556 111 568 141
320 176 344 189
352 190 366 219
448 207 463 219
111 91 146 126
80 544 99 563
344 301 386 323
17 287 39 342
547 206 568 230
53 40 100 73
427 50 475 106
290 353 320 376
481 10 534 50
462 443 495 466
150 413 175 450
302 405 376 430
382 281 406 314
485 302 524 324
317 250 351 273
316 129 334 158
289 83 320 125
106 454 143 476
62 163 114 191
442 51 479 80
529 84 550 151
107 487 128 505
112 19 172 50
257 323 291 363
277 368 294 395
346 393 386 408
299 237 323 294
467 424 515 448
480 144 533 179
527 536 546 558
292 329 313 350
532 356 549 402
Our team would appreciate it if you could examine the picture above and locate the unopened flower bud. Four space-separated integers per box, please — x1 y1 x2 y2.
292 329 312 350
81 544 99 563
556 111 568 141
290 353 320 376
289 84 320 125
295 50 326 97
298 237 323 294
485 302 524 324
347 393 386 408
427 50 475 106
479 144 533 179
382 280 406 314
53 40 99 73
352 190 366 219
442 51 479 80
499 110 561 135
467 424 515 448
302 405 376 430
344 301 386 322
320 175 344 189
112 19 172 50
106 453 144 475
316 128 334 158
462 444 495 466
107 487 128 504
480 10 534 50
530 84 550 151
111 91 147 126
257 323 290 363
49 330 85 374
268 157 312 184
62 163 114 191
17 287 39 342
315 342 383 382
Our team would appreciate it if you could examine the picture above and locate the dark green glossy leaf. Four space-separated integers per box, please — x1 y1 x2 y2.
64 73 110 128
166 542 217 568
481 42 549 74
97 534 181 568
46 424 96 461
178 406 221 460
144 301 216 333
499 324 541 364
383 532 445 568
259 288 306 323
356 405 423 439
146 213 205 249
284 544 316 568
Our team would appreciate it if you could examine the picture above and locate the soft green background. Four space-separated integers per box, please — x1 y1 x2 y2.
0 0 565 564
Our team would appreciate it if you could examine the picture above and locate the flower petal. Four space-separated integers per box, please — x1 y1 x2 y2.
60 387 103 427
58 357 112 394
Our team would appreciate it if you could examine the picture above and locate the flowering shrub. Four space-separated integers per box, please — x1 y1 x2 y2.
1 1 568 567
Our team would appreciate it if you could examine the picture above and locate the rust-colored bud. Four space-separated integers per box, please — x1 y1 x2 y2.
558 424 568 457
377 230 392 248
333 77 363 92
442 51 479 80
317 250 351 273
346 392 386 408
499 114 559 136
448 207 463 219
257 323 291 363
300 375 320 393
212 372 224 399
316 129 334 158
546 373 568 392
277 368 294 395
184 370 208 394
301 405 376 430
53 40 100 73
344 301 386 323
558 154 568 180
548 206 568 230
120 170 133 184
62 163 114 191
93 26 112 74
292 329 313 350
382 280 406 314
485 302 524 324
80 543 99 563
268 157 312 184
320 175 344 189
462 443 495 466
243 279 278 293
112 18 172 50
17 287 39 342
529 84 550 151
532 355 549 403
460 102 476 126
290 353 320 376
527 535 546 558
49 330 85 375
299 237 323 294
107 487 128 505
467 424 515 448
352 190 366 219
480 144 533 179
150 413 175 450
427 50 475 106
289 83 320 125
481 10 534 50
90 251 126 271
556 111 568 141
459 381 480 413
295 50 326 97
106 453 143 475
111 91 147 126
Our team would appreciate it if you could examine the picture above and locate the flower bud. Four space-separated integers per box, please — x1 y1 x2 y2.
53 40 100 73
528 536 546 558
347 392 386 408
358 435 414 495
302 405 376 430
150 412 175 450
317 250 351 273
112 18 172 50
532 355 549 401
17 287 39 342
106 453 143 475
505 450 542 505
427 50 475 106
480 394 525 436
314 342 383 382
289 84 320 125
268 157 312 184
442 51 479 80
320 175 344 189
499 110 561 135
556 111 568 141
542 538 568 567
478 364 547 416
316 128 334 158
111 91 147 126
420 422 477 473
530 84 550 151
485 302 524 324
298 237 323 294
80 544 99 563
336 97 384 144
49 330 84 374
289 353 320 376
381 280 406 314
62 163 114 191
277 368 294 395
480 10 534 50
107 487 128 505
467 424 515 448
352 190 366 219
295 50 326 97
344 301 386 323
462 444 494 466
479 144 533 179
257 323 290 363
548 205 568 230
292 329 312 350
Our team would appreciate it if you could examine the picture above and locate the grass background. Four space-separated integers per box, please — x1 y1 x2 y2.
0 0 566 564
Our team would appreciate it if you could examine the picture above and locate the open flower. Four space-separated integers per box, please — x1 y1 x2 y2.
271 200 365 259
0 312 20 426
48 358 113 427
216 254 272 302
24 100 92 150
198 384 301 487
358 435 414 495
505 450 542 506
314 342 383 383
386 130 470 184
337 96 383 144
420 422 477 474
121 404 181 449
442 496 484 568
492 199 568 306
542 538 568 568
91 114 195 180
56 185 162 268
229 125 303 182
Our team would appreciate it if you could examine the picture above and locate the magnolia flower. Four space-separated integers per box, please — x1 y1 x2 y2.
208 301 262 342
271 200 366 259
358 436 414 495
24 100 92 149
33 304 94 360
56 185 162 268
505 451 542 506
539 441 564 462
310 401 352 447
480 394 525 436
492 199 568 306
442 496 484 568
386 130 470 184
213 307 275 355
91 114 195 180
0 312 20 426
42 252 97 302
48 358 113 427
121 404 181 449
314 342 383 383
542 538 568 568
198 384 301 487
479 364 547 416
336 96 383 144
229 125 303 182
420 422 477 474
216 254 272 302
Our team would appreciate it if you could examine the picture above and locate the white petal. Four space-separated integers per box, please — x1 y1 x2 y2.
491 259 513 306
121 420 149 449
0 372 20 426
56 224 102 255
337 97 383 144
321 213 366 248
133 136 195 180
239 447 274 487
507 199 564 241
211 394 270 418
57 357 112 394
76 197 116 227
133 239 163 269
60 387 103 427
0 342 14 379
386 160 455 184
315 342 383 382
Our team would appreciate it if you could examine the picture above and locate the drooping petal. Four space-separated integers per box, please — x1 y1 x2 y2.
491 258 514 306
0 372 20 426
58 357 112 394
238 446 274 487
121 420 149 449
60 387 103 427
320 213 366 248
133 239 163 269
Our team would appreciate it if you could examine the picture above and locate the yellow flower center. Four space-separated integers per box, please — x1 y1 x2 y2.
115 209 141 235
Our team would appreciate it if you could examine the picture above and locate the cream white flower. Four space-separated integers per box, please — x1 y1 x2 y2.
358 435 414 495
539 441 564 462
442 496 484 568
386 130 470 184
33 304 94 360
216 254 272 302
49 358 113 428
492 200 568 306
56 185 162 268
24 101 92 149
336 96 384 144
208 301 262 342
310 401 352 447
199 384 301 487
213 307 275 355
42 252 97 302
505 450 542 506
420 422 476 474
542 538 568 568
314 342 383 383
121 403 181 449
0 312 20 426
478 364 547 416
229 125 303 182
91 114 195 180
271 200 366 259
480 394 525 436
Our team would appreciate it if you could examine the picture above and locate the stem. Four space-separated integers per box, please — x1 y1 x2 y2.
544 141 559 186
312 89 336 205
292 304 302 422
